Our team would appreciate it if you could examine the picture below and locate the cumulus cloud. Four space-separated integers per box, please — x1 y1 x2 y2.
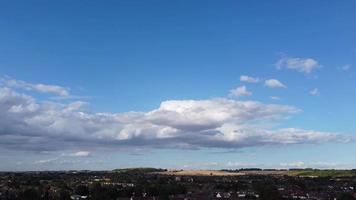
0 81 354 153
265 79 287 88
240 75 259 83
309 88 319 96
229 86 252 97
276 57 322 74
1 77 69 96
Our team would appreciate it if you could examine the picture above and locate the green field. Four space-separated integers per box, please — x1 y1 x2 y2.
288 169 356 177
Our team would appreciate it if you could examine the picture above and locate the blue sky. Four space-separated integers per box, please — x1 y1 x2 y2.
0 0 355 171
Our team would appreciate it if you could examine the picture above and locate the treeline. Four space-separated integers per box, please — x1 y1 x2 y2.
113 168 167 174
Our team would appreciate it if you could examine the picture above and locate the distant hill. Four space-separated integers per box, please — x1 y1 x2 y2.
158 170 244 176
234 169 356 177
113 167 167 174
112 168 356 177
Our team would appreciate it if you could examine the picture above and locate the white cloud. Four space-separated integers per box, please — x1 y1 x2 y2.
276 57 322 74
146 99 299 133
240 75 259 83
309 88 319 96
0 80 354 153
1 77 69 96
229 86 252 97
70 151 91 157
265 79 287 88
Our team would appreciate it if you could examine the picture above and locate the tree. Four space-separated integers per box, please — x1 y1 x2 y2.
20 188 40 200
338 193 355 200
254 181 282 200
59 190 71 200
75 185 89 196
91 183 111 200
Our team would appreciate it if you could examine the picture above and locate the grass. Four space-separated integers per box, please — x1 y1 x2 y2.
288 169 356 177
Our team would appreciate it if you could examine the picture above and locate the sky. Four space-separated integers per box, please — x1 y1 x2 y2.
0 0 356 171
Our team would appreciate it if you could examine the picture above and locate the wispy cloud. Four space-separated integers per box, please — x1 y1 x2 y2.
276 56 322 74
341 64 351 71
69 151 91 157
1 76 69 96
280 161 347 169
34 158 58 165
309 88 319 96
270 96 281 100
240 75 260 83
